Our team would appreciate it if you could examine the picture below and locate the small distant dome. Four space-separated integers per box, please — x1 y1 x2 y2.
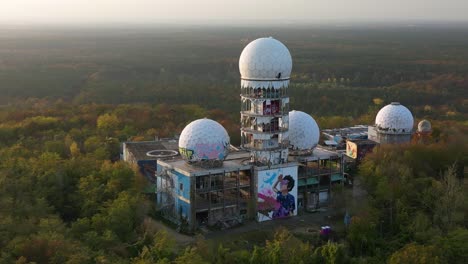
239 37 292 80
178 118 230 162
289 110 320 150
418 119 432 133
375 102 414 133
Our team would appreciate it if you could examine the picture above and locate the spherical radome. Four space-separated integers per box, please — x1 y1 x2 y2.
178 118 230 162
375 102 414 133
239 37 292 80
418 119 432 133
289 110 320 150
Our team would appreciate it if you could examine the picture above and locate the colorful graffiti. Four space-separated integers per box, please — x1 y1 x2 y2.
179 147 194 160
195 143 227 160
346 140 377 161
346 141 357 159
179 142 228 161
257 166 298 222
263 100 280 115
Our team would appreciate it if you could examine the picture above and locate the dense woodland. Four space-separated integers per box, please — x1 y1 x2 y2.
0 24 467 263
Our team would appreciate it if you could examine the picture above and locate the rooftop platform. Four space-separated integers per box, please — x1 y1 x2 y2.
322 125 369 142
347 139 378 146
123 139 179 161
158 150 253 177
289 146 341 162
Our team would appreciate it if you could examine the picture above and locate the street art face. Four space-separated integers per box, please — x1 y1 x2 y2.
257 166 298 222
179 142 229 162
280 180 289 192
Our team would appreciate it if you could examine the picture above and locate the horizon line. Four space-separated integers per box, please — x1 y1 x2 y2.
1 18 468 28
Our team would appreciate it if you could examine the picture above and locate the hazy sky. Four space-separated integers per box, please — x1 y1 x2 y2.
1 0 467 24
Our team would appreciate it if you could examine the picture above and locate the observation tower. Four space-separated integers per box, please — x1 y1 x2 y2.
239 37 292 165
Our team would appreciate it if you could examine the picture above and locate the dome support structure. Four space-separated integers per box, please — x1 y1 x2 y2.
368 102 414 144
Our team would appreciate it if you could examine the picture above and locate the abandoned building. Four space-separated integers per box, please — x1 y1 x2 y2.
121 37 427 231
120 37 346 230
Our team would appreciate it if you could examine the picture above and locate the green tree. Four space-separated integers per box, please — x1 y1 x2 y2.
437 228 468 264
97 113 120 136
347 216 378 256
173 247 207 264
69 141 80 157
388 243 440 264
312 241 348 264
433 164 465 231
133 230 175 264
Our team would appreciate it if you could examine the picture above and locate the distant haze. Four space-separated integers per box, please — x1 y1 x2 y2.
1 0 468 25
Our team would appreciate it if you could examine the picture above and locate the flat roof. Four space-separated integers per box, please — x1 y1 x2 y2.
124 140 179 161
158 150 253 177
322 125 369 138
324 140 338 146
289 146 341 162
158 150 302 177
347 139 378 145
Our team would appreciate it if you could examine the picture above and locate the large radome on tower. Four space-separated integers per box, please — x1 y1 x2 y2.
239 37 292 81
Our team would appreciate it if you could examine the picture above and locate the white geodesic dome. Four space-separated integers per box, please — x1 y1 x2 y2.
289 110 320 150
239 37 292 80
418 119 432 133
375 102 414 133
178 118 230 162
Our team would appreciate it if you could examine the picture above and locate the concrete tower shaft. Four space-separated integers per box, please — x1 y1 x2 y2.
239 37 292 165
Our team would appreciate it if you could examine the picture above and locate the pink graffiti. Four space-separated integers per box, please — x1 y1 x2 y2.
258 192 280 211
194 143 225 160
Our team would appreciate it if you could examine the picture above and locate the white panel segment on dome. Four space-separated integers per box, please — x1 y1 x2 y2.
288 110 320 150
178 118 230 162
239 37 293 80
375 102 414 133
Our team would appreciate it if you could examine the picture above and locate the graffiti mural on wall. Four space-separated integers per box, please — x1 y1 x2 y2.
346 141 357 159
263 100 280 115
346 140 376 161
257 166 298 222
179 142 229 161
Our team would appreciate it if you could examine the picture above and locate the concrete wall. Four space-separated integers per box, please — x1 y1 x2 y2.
368 126 412 144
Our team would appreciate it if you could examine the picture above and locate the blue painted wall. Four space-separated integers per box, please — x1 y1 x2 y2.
173 170 191 199
175 198 191 220
171 170 191 221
